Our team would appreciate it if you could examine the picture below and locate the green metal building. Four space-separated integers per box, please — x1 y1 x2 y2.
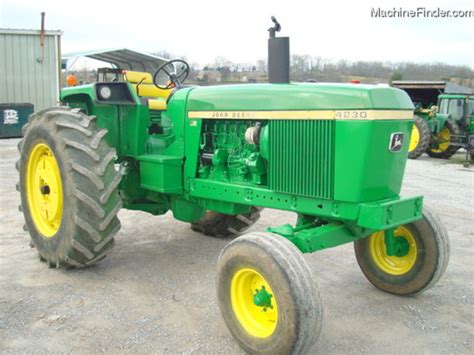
0 28 62 111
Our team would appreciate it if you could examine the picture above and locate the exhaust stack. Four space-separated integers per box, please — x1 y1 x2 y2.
267 16 289 84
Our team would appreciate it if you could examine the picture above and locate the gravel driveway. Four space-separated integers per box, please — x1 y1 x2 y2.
1 138 473 354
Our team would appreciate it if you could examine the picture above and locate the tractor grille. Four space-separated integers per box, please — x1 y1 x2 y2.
268 120 335 199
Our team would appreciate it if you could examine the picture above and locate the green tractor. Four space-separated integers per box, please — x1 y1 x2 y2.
435 93 474 161
17 19 450 353
392 81 474 160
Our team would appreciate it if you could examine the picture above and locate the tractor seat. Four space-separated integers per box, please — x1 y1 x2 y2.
148 99 167 111
123 70 173 110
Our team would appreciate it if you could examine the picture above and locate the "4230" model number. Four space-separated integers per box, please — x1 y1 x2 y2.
335 111 369 119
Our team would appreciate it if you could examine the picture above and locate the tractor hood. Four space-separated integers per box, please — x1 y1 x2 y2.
186 83 414 112
184 82 415 204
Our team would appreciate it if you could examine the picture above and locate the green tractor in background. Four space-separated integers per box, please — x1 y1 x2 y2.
17 19 450 353
392 81 474 160
436 93 474 161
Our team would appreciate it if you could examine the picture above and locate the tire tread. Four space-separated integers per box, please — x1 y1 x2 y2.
17 107 122 269
408 116 430 159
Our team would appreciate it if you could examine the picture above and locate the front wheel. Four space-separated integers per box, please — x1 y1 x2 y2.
217 232 322 354
354 206 450 295
426 119 460 159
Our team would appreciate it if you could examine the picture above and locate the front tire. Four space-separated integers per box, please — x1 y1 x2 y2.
354 206 450 295
17 107 122 268
217 232 322 354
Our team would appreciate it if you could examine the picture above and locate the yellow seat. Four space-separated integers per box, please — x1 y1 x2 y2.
123 70 154 84
148 99 168 111
130 83 172 99
123 70 173 108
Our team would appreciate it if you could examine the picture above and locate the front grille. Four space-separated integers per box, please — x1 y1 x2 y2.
268 120 335 199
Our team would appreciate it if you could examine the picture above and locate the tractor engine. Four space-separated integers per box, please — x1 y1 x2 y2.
198 120 266 185
197 118 335 199
185 82 415 207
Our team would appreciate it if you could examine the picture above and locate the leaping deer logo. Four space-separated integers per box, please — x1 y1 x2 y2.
389 133 404 152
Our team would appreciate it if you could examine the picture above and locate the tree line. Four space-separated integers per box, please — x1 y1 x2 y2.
153 50 474 86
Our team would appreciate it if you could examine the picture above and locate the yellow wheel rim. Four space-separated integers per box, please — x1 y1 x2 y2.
26 143 63 237
231 268 278 338
408 124 420 152
369 226 417 275
431 127 450 153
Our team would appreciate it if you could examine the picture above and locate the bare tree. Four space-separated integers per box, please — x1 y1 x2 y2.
151 50 173 59
256 59 267 73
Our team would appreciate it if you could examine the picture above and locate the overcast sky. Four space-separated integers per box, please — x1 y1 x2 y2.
1 0 472 67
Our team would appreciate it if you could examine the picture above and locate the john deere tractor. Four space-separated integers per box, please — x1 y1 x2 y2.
436 93 474 161
17 19 449 353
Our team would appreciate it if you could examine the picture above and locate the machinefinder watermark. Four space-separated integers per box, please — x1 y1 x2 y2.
371 7 473 18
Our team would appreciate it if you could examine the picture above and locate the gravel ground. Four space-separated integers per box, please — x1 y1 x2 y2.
1 137 473 354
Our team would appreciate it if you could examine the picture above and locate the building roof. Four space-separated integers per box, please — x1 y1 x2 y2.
62 48 168 73
0 28 62 36
392 80 474 94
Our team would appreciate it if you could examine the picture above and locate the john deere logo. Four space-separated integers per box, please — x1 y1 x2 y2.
389 132 404 152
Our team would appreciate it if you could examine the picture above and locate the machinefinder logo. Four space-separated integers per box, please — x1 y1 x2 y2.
371 7 473 18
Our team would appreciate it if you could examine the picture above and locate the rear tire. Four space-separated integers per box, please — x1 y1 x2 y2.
426 120 460 159
17 107 122 268
217 232 322 354
408 116 430 159
191 206 262 238
354 206 450 295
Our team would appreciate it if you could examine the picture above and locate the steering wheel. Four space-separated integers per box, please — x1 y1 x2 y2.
153 59 190 90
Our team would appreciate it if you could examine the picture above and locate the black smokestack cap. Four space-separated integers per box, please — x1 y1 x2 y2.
267 17 290 84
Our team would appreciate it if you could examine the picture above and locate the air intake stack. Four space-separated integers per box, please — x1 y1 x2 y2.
267 16 290 83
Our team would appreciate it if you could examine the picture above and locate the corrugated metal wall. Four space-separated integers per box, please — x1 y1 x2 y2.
0 29 61 111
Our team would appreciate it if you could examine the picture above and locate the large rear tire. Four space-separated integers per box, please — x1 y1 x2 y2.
217 232 322 354
17 107 122 268
191 206 262 238
354 206 449 295
408 116 430 159
426 120 460 159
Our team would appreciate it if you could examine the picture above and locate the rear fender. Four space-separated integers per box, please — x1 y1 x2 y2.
434 113 449 133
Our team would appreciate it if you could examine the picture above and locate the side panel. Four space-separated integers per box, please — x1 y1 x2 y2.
139 155 183 194
333 120 412 202
136 89 191 194
61 84 147 158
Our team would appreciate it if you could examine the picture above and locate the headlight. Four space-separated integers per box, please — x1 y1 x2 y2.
99 86 112 99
